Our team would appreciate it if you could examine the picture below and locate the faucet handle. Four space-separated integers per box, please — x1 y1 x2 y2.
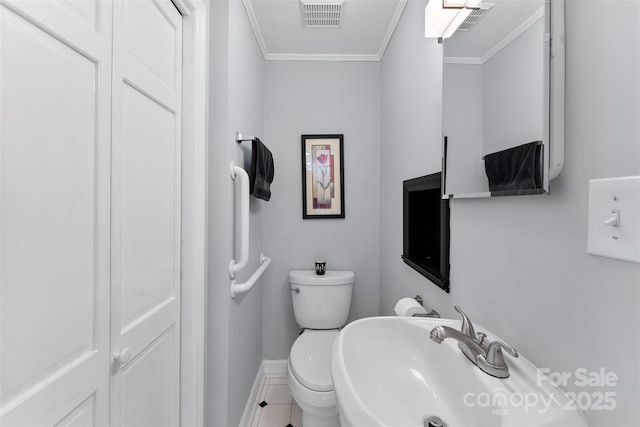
485 341 519 367
454 305 476 339
476 332 487 346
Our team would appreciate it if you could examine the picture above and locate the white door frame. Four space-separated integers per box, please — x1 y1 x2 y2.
172 1 207 426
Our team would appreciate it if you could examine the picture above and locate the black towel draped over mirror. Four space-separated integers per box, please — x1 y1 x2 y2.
484 141 542 192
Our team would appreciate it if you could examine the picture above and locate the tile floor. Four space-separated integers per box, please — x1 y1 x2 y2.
249 377 302 427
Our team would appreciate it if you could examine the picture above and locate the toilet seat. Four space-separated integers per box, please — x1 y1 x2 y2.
289 329 338 392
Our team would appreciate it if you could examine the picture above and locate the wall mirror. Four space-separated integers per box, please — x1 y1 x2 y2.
442 0 565 198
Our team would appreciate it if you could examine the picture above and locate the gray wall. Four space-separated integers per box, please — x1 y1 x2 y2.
443 63 486 193
207 1 265 425
379 0 444 319
483 18 544 154
262 61 381 360
379 1 640 426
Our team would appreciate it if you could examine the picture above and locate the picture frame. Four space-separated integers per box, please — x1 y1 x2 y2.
301 134 345 219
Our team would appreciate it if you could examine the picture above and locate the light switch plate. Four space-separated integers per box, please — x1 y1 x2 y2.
587 176 640 263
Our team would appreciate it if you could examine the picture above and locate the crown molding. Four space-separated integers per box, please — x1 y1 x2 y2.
242 0 269 60
444 57 483 65
480 5 544 63
265 53 381 61
377 0 408 60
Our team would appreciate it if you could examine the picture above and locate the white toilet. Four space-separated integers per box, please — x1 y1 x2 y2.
287 270 354 427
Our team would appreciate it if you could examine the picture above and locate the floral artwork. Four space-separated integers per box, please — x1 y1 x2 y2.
301 135 344 219
312 146 334 209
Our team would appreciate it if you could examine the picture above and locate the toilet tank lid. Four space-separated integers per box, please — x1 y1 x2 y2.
289 270 355 286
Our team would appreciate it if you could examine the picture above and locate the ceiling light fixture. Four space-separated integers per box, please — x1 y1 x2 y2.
425 0 482 39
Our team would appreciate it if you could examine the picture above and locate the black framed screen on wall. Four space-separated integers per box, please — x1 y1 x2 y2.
402 172 450 292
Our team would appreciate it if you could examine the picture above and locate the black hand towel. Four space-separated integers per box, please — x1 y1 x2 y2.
484 141 542 192
249 138 275 201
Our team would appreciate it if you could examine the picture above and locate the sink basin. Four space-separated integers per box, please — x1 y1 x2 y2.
331 316 589 427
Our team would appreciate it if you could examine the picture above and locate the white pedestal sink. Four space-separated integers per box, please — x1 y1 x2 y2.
331 316 589 427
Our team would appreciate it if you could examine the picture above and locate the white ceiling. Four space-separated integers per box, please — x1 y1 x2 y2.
444 0 544 62
243 0 409 61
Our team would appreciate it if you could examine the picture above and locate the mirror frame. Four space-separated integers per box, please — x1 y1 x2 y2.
442 0 565 199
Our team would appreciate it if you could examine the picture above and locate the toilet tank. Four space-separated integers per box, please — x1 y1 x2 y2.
289 270 354 329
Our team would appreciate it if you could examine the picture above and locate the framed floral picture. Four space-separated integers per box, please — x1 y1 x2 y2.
301 134 345 219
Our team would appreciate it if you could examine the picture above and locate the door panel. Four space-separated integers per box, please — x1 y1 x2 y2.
119 84 177 325
122 0 181 113
0 0 111 424
124 0 179 91
121 328 176 426
2 0 108 55
110 0 182 425
54 395 97 427
1 9 97 395
54 0 99 33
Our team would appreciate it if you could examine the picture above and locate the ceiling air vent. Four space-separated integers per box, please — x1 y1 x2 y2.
456 3 494 32
300 0 345 28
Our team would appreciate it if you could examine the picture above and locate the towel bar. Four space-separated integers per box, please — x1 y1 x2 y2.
236 131 256 143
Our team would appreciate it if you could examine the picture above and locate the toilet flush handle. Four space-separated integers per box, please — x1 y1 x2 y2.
292 288 300 294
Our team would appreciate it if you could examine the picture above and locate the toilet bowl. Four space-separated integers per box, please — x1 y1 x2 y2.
287 330 339 426
287 270 354 427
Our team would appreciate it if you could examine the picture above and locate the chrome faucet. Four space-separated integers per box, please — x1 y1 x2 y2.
454 305 476 339
429 305 519 378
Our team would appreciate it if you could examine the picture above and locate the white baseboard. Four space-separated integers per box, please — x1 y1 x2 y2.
263 359 287 377
238 363 265 427
238 360 288 427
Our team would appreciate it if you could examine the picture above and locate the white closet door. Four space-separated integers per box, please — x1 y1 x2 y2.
110 0 182 425
0 0 112 425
